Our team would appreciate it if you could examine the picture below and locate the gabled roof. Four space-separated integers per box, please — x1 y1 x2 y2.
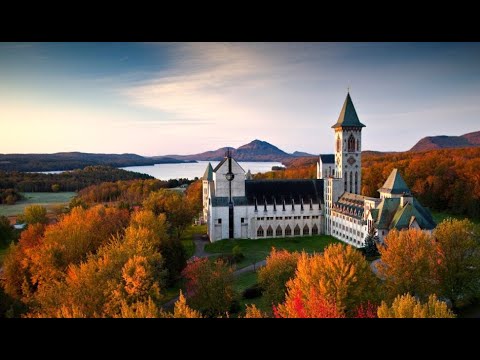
245 179 324 205
319 154 335 164
331 93 366 129
213 158 228 172
203 162 213 181
374 196 436 230
378 169 411 195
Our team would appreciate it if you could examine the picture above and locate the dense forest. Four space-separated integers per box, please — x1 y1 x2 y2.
0 152 192 172
256 147 480 219
0 166 156 194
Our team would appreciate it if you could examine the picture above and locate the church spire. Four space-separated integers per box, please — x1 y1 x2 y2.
331 92 366 129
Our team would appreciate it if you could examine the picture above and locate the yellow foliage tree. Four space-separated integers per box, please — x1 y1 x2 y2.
258 248 300 306
244 304 267 318
434 219 480 307
116 297 162 318
172 290 203 318
377 229 439 301
377 293 455 318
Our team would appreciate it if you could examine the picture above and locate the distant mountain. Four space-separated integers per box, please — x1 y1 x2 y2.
292 151 315 157
0 152 192 172
166 140 297 162
409 131 480 152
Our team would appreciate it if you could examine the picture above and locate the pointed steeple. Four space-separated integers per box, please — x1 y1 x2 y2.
203 162 213 181
331 92 366 128
378 169 411 195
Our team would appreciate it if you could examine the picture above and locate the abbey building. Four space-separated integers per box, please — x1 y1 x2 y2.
202 93 436 246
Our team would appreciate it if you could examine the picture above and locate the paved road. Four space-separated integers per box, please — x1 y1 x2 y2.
192 234 209 258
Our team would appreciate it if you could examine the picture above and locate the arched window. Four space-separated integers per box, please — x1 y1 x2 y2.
355 172 358 195
357 138 360 151
303 224 309 236
257 226 264 237
348 134 355 152
349 171 353 193
266 225 273 237
312 224 319 235
294 224 301 236
344 171 347 191
285 225 292 236
336 136 341 152
276 225 283 237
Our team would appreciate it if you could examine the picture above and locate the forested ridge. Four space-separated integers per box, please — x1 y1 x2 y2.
0 166 155 193
257 147 480 219
0 152 192 172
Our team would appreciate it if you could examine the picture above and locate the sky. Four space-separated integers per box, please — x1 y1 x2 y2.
1 42 480 156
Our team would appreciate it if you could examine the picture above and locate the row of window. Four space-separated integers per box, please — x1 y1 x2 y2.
332 230 364 246
331 223 364 239
332 212 363 225
256 215 318 221
257 224 319 237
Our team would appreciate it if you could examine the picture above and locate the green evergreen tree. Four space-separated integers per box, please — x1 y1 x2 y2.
362 227 380 258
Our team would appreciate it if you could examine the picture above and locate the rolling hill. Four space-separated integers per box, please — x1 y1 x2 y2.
166 139 305 162
409 131 480 152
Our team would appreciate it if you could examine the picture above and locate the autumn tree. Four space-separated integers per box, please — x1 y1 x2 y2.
377 229 439 301
185 180 203 216
279 245 380 317
182 257 235 317
434 219 480 307
244 304 267 318
143 189 194 240
171 290 203 318
29 224 168 318
129 210 187 285
258 248 300 306
2 223 46 301
274 288 344 318
115 298 161 318
23 205 48 225
377 293 455 318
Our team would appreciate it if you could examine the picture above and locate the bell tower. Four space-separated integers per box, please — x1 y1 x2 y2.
332 92 365 194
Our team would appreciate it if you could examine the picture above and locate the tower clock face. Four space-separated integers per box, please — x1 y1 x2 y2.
347 156 356 165
226 172 235 181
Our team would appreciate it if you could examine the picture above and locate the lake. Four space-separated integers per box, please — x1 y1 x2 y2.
121 161 283 180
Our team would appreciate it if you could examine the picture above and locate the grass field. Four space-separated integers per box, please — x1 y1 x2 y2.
0 192 76 217
180 224 207 258
431 210 480 225
205 235 339 269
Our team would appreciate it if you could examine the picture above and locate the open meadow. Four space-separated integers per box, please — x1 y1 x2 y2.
0 192 76 217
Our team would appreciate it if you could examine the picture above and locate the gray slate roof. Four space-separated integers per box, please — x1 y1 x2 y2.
319 154 335 163
331 93 366 129
203 162 213 181
372 197 436 230
378 168 411 195
245 179 324 205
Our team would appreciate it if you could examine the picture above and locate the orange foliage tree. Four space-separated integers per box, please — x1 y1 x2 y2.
276 245 380 317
